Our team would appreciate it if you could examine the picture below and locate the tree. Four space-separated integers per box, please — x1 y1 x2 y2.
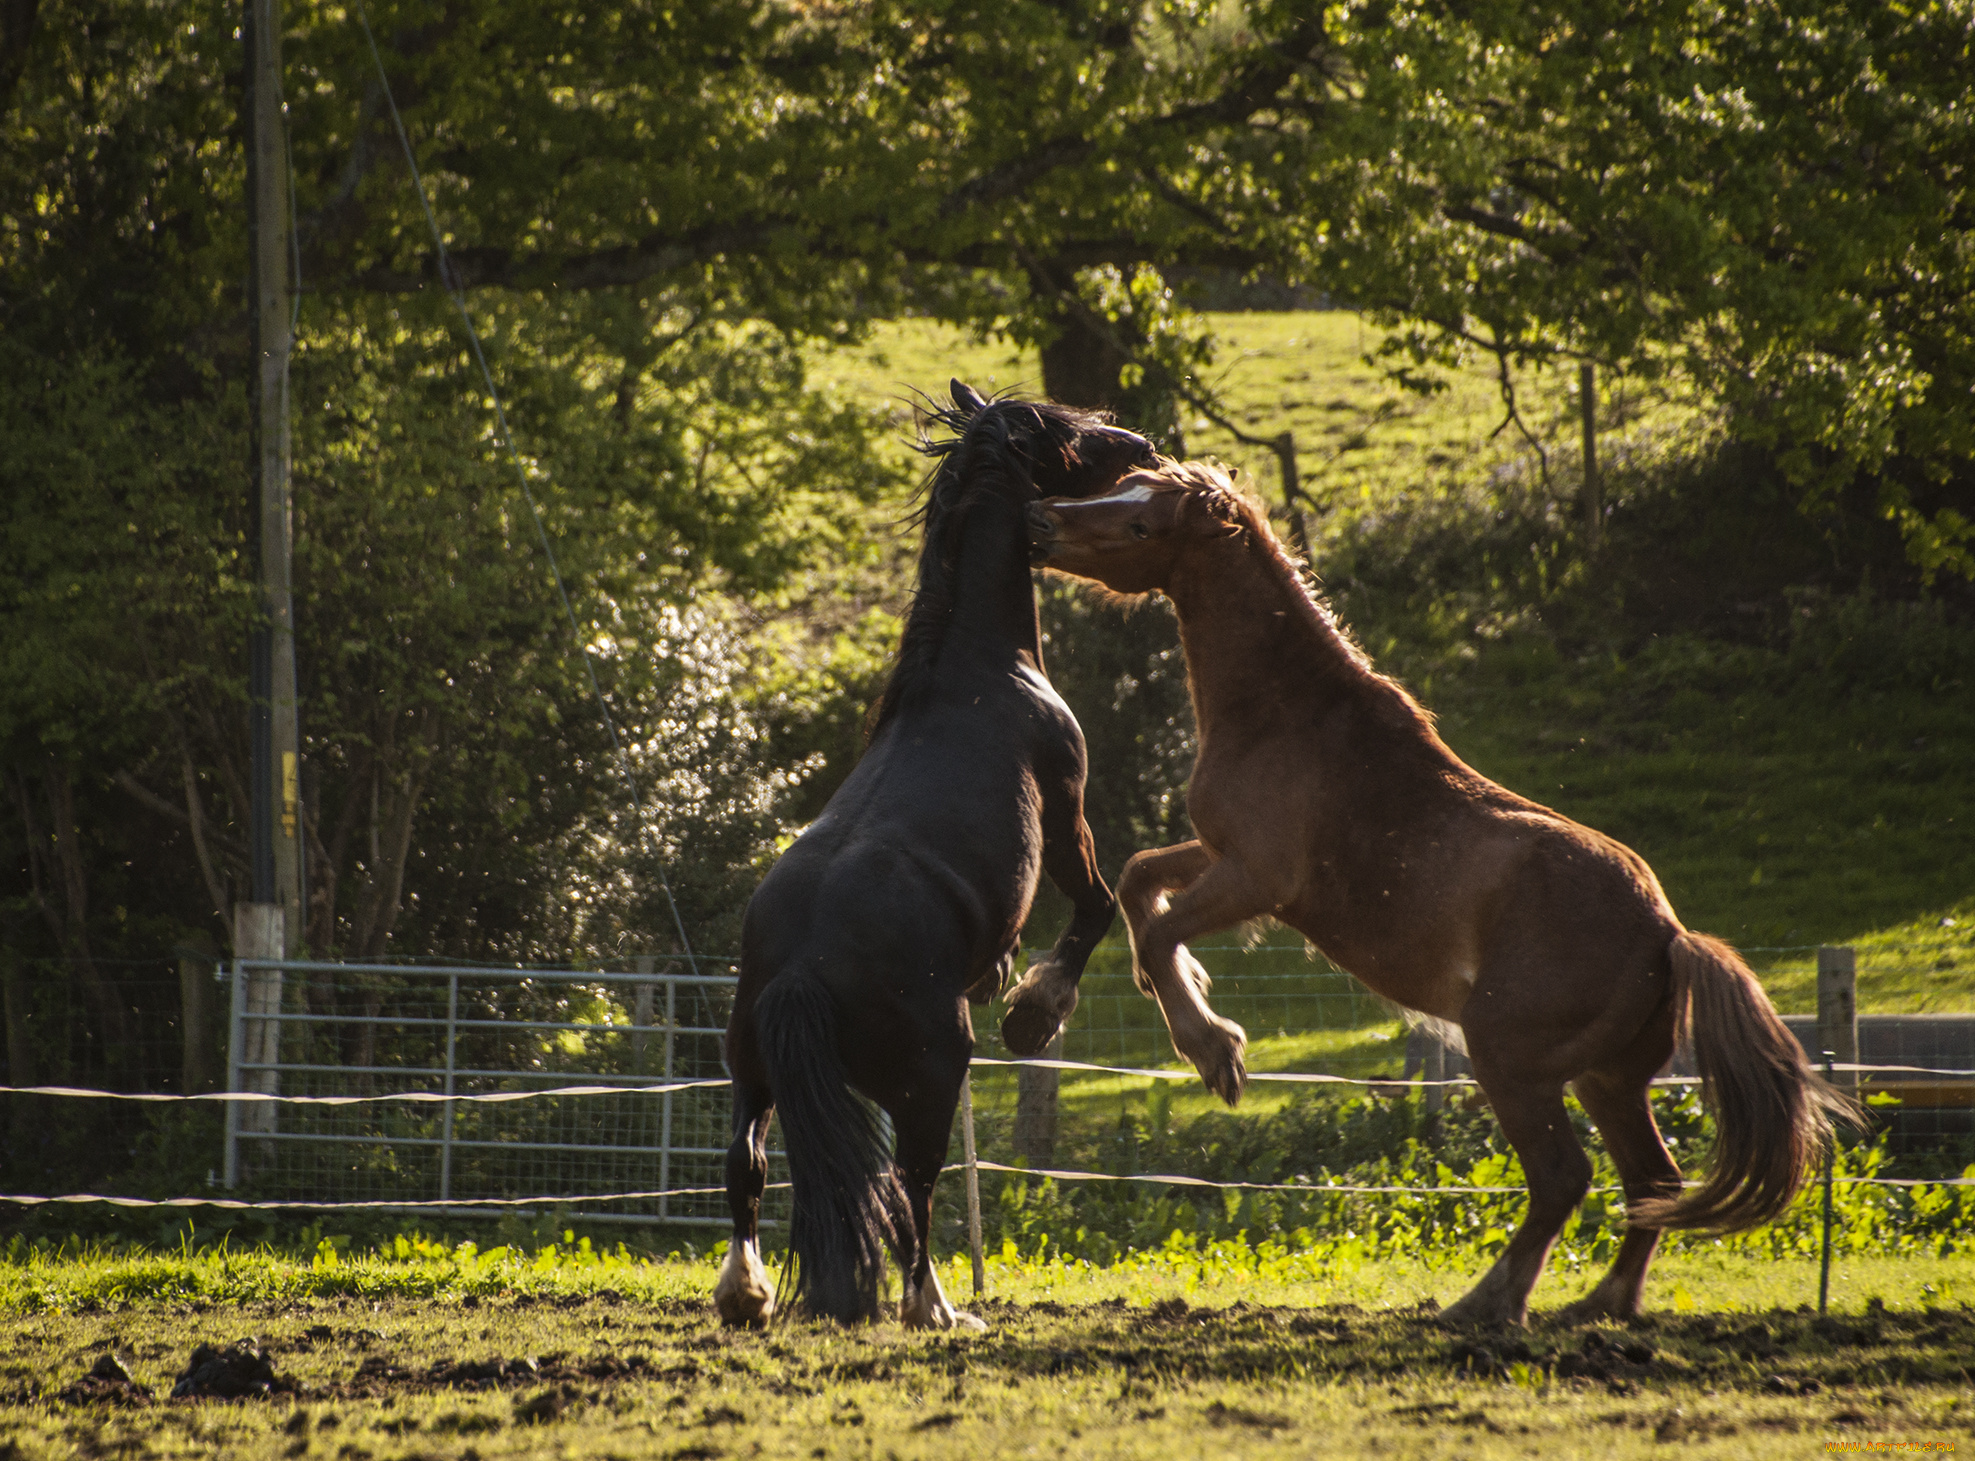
1294 0 1975 575
0 0 915 1059
7 0 1970 1089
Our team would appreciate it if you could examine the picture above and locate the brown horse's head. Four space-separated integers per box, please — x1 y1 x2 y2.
1027 459 1247 595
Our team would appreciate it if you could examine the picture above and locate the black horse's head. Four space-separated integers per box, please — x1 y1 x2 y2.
918 380 1161 514
869 383 1161 737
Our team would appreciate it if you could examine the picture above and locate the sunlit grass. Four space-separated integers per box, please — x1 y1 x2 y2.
7 1234 1973 1318
806 311 1702 526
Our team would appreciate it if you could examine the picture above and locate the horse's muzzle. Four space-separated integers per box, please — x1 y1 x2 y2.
1026 502 1060 562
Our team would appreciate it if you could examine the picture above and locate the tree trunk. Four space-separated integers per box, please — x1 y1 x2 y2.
1028 260 1183 451
1040 313 1131 412
9 761 136 1071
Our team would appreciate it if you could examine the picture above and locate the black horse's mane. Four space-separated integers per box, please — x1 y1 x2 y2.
867 395 1109 738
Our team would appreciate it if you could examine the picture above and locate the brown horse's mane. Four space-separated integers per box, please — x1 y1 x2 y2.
1175 462 1443 740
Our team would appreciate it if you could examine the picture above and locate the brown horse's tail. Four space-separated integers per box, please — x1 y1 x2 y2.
1631 931 1861 1233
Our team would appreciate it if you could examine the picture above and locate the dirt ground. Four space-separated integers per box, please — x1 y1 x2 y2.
4 1284 1972 1459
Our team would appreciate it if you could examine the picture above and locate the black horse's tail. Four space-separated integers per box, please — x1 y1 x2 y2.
752 972 909 1322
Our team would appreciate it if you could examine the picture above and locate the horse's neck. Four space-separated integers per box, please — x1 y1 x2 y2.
942 498 1042 667
1167 536 1359 732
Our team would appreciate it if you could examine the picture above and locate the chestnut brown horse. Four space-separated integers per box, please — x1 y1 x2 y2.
1028 461 1854 1327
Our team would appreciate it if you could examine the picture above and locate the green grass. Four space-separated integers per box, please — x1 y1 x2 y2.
4 1246 1974 1460
807 312 1699 511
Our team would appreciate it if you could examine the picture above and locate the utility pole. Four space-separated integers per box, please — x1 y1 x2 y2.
245 0 302 958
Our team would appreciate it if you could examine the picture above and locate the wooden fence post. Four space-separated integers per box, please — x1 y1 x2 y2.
1012 1031 1062 1165
1817 945 1859 1095
960 1072 985 1298
234 903 285 1142
179 931 220 1094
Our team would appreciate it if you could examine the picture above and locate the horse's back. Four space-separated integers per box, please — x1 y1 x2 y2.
735 670 1067 1017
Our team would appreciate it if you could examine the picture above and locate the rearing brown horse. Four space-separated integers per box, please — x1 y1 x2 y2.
1029 460 1854 1327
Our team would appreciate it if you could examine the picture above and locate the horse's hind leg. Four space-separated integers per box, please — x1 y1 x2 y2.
892 1075 985 1332
1441 1076 1591 1328
1116 841 1212 987
1560 1068 1683 1323
714 1077 777 1328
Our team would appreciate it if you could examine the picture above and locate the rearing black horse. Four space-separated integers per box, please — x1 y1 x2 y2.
715 382 1157 1329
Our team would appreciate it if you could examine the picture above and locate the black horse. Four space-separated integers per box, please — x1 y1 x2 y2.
715 382 1157 1329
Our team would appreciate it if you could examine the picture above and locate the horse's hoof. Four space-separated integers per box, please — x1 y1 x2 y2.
1438 1298 1525 1330
1187 1019 1247 1106
714 1239 777 1329
1217 1058 1248 1108
1555 1294 1637 1327
950 1310 988 1333
1000 1003 1063 1058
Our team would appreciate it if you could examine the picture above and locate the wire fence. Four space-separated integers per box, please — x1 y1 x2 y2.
220 959 755 1226
0 960 198 1095
2 943 1972 1224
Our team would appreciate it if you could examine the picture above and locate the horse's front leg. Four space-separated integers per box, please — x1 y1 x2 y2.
999 768 1116 1057
1115 841 1213 992
1124 847 1265 1107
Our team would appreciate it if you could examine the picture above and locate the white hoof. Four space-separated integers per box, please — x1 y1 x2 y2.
714 1237 776 1328
900 1268 986 1332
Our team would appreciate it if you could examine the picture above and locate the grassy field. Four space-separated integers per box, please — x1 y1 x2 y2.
806 312 1695 510
4 1245 1974 1460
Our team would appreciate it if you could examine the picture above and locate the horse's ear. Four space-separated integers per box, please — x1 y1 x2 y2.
950 379 989 417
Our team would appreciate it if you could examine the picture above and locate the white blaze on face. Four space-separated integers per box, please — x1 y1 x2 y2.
1055 480 1158 509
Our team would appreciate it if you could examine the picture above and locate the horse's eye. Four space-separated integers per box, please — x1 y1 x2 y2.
1129 521 1149 540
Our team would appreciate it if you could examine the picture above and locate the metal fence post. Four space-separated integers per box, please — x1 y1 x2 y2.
660 973 677 1219
961 1070 985 1299
1820 1049 1837 1315
440 970 459 1202
222 959 246 1188
632 954 656 1070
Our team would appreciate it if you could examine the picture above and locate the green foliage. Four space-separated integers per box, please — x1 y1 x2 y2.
959 1087 1975 1273
1315 0 1975 575
0 1228 710 1313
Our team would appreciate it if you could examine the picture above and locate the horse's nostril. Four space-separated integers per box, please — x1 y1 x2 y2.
1129 522 1149 540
